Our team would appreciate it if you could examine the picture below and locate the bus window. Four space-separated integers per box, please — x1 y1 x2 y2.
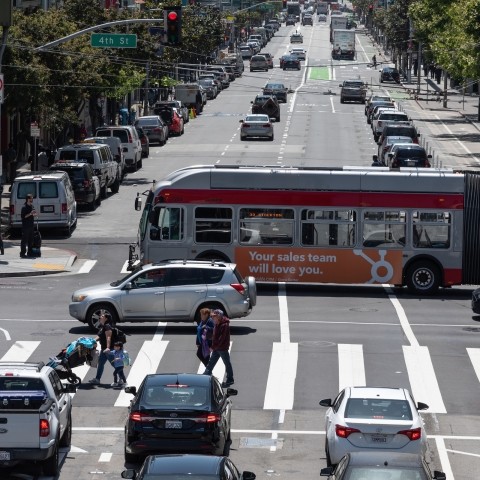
240 208 294 245
362 210 406 248
150 207 184 241
413 211 450 249
195 207 232 244
301 209 356 247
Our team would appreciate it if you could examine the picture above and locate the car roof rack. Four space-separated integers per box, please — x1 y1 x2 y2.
0 362 45 372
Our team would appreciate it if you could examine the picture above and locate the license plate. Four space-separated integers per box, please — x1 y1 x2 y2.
371 435 387 443
0 451 10 461
41 205 54 213
165 420 182 429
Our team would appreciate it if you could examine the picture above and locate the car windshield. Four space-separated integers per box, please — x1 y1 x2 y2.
245 115 269 122
345 398 413 420
136 119 157 127
265 84 283 89
140 475 215 480
397 149 426 159
345 467 428 480
143 383 210 409
344 82 364 87
380 113 409 121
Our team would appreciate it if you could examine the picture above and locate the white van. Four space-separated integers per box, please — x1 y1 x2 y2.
9 171 77 234
95 126 142 172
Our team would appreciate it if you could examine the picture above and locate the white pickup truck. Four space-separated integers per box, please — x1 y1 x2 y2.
0 362 76 476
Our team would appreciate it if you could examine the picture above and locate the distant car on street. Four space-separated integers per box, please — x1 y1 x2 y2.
262 82 288 103
380 66 401 83
240 114 274 141
280 55 301 71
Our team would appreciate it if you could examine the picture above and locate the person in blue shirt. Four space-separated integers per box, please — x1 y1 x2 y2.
196 308 214 366
108 341 128 388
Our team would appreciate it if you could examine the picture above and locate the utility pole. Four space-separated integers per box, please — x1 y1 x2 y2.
417 42 422 95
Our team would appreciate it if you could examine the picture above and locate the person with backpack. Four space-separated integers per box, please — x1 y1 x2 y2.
108 341 128 388
88 313 114 385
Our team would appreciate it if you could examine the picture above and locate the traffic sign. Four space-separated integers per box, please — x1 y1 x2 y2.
91 33 137 48
0 74 3 104
30 122 40 138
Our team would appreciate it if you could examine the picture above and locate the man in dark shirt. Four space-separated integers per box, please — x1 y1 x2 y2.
203 309 234 388
89 313 113 385
20 194 36 258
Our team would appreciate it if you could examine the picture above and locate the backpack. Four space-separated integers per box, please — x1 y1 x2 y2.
111 326 127 344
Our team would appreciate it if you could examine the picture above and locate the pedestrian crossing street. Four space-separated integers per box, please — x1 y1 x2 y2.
2 335 480 415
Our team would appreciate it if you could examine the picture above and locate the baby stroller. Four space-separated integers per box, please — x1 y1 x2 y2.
47 337 98 385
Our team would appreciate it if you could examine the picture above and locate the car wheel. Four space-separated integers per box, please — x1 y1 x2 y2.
96 194 102 207
125 444 141 464
138 157 143 169
86 303 119 331
340 98 345 104
250 68 253 72
240 135 246 141
406 260 440 295
88 196 96 211
276 115 280 122
60 413 72 447
100 183 107 199
283 67 286 70
43 439 59 476
269 135 274 141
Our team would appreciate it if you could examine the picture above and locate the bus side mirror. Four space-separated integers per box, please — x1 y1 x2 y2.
135 194 142 211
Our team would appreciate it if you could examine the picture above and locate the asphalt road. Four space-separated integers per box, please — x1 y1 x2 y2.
0 19 479 480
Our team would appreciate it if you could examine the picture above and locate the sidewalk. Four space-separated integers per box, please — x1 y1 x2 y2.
0 162 77 278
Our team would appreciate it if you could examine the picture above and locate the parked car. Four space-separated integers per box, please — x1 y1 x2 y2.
365 93 393 115
251 94 280 122
95 125 142 172
339 80 367 103
280 55 301 71
239 45 254 59
386 144 432 168
9 171 77 234
240 114 274 141
198 78 218 99
69 259 256 329
153 105 185 136
472 287 480 313
262 82 288 103
55 143 120 198
157 100 190 124
49 162 101 211
121 454 256 480
373 110 411 141
320 452 446 480
380 66 401 83
123 373 238 461
250 54 269 72
377 135 414 164
136 127 150 158
366 101 396 124
134 115 168 146
83 136 127 180
378 124 421 145
319 386 429 466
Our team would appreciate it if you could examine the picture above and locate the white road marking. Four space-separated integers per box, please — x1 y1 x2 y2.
0 328 11 341
0 341 40 361
403 345 447 413
115 323 168 407
98 452 112 462
385 286 419 346
467 348 480 382
338 344 365 391
78 260 97 274
435 437 455 480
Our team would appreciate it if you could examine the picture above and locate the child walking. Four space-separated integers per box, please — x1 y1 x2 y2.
109 341 128 388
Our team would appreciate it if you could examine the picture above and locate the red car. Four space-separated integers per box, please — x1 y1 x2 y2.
154 105 184 136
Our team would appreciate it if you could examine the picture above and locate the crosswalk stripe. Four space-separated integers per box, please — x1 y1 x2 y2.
263 342 298 410
338 344 365 391
403 345 447 414
0 341 40 361
78 260 97 274
466 348 480 383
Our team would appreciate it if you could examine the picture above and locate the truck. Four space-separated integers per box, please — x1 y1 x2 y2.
286 1 301 21
174 83 205 114
0 362 76 476
317 1 328 14
330 14 348 42
332 29 356 60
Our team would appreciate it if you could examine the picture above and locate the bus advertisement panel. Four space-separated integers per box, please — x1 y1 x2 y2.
131 165 480 294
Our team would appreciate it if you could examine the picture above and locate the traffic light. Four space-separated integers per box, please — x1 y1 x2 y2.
164 6 182 46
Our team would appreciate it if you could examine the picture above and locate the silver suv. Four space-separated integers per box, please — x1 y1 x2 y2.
69 260 257 329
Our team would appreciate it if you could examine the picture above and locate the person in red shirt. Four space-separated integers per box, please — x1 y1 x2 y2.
203 309 234 388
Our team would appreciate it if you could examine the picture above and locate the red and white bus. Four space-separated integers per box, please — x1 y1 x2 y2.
129 165 480 294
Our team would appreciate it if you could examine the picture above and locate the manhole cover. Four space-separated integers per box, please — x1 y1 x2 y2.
239 437 283 449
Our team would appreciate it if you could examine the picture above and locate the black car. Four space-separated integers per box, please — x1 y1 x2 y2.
387 144 432 168
472 288 480 313
378 124 420 145
251 94 281 122
281 55 301 71
320 452 445 480
122 454 256 480
124 373 237 462
49 161 100 211
262 82 288 103
286 16 296 26
380 66 400 83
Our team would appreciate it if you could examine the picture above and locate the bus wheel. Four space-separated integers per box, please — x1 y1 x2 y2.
406 261 440 295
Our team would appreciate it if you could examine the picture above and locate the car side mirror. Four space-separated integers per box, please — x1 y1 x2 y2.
124 282 133 291
320 467 334 476
433 471 446 480
121 469 136 479
319 398 332 407
427 154 432 159
226 388 238 397
417 401 429 411
135 194 142 211
250 101 253 104
124 386 137 395
270 117 276 123
242 472 256 480
339 84 343 87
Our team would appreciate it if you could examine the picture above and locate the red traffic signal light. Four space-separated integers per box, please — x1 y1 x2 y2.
164 7 182 46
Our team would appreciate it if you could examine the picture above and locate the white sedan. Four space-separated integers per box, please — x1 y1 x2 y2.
290 47 306 61
239 114 274 141
319 386 428 465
